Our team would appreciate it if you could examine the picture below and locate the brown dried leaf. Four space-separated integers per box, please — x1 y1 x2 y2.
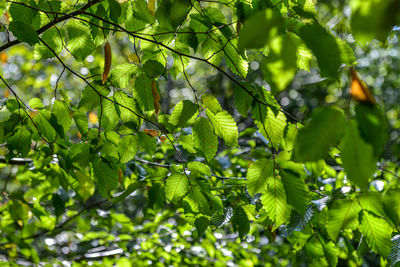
159 135 166 142
151 80 161 115
102 41 112 84
144 129 160 137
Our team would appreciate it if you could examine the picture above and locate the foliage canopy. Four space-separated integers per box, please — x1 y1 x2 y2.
0 0 400 266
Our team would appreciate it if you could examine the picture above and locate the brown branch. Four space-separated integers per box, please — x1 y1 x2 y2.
134 157 171 168
0 156 33 165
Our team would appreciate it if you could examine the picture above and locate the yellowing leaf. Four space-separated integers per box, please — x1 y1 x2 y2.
0 52 7 64
350 67 376 105
128 53 140 64
148 0 155 15
88 112 98 123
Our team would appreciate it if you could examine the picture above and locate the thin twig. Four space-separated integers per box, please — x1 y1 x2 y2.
54 67 65 99
180 56 200 107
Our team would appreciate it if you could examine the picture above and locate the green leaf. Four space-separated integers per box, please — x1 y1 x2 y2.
299 23 343 77
101 140 119 160
147 168 169 182
29 98 44 109
260 176 291 228
147 183 166 212
291 0 316 18
7 127 31 157
288 32 313 71
184 183 211 215
143 60 164 78
100 99 119 131
132 73 154 111
222 37 248 78
67 20 95 61
232 206 250 239
288 230 313 251
287 207 314 233
73 110 88 135
337 38 356 65
9 2 36 25
75 170 95 202
195 217 210 236
165 173 188 202
357 235 370 257
247 159 274 197
188 161 211 177
118 135 138 163
293 106 346 162
283 123 298 152
389 235 400 266
155 0 173 30
234 86 252 118
132 0 155 24
281 170 310 214
113 91 140 127
358 192 387 218
340 121 376 189
69 143 90 165
125 1 147 31
138 132 156 156
350 0 400 44
179 134 196 153
78 85 109 111
201 94 222 114
360 210 392 257
238 8 285 51
9 21 39 46
320 238 339 267
383 189 400 226
304 237 325 261
355 103 388 157
206 110 238 146
111 63 137 89
192 117 218 162
327 199 361 241
262 33 298 93
170 0 191 28
254 108 287 149
93 158 119 197
33 111 57 142
107 0 121 23
52 193 66 217
38 1 61 20
34 28 63 60
169 100 198 127
52 100 72 133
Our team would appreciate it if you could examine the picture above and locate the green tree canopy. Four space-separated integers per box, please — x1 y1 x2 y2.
0 0 400 266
